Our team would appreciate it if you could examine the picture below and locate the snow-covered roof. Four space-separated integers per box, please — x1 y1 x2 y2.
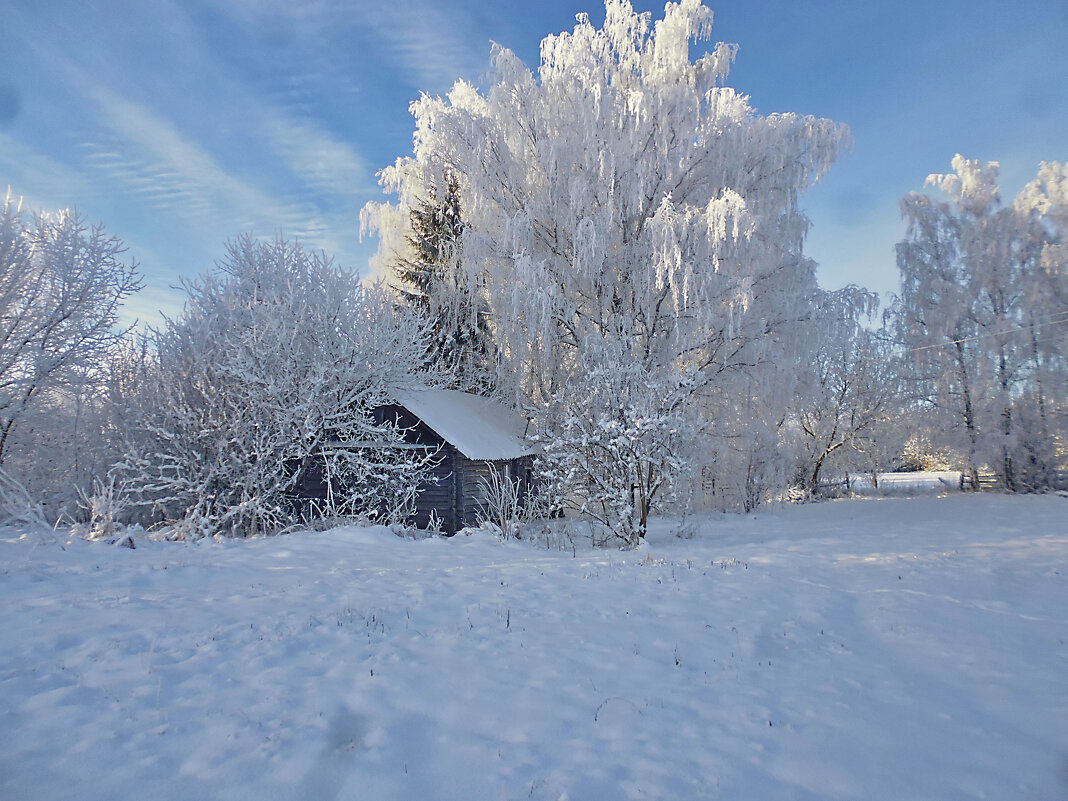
394 388 538 461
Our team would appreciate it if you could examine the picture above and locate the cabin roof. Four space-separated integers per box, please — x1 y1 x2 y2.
394 388 538 461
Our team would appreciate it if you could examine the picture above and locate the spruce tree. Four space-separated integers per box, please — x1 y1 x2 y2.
390 175 494 391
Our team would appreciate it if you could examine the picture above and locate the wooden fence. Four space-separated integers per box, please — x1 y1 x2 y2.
960 468 1068 491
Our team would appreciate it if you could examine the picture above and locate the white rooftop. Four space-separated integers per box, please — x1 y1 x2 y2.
394 388 538 461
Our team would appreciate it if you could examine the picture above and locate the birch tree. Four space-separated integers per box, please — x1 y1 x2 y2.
794 287 899 495
1012 161 1068 485
364 0 848 520
894 156 1067 490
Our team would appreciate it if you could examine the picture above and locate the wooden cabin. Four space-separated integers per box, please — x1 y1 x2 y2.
372 389 539 534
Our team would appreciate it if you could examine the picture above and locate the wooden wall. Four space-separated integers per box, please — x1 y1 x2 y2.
452 454 536 532
411 449 456 532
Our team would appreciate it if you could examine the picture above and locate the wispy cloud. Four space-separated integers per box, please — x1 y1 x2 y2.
77 83 340 246
13 1 364 243
0 132 96 212
261 110 374 199
6 0 503 287
358 2 493 92
216 0 492 94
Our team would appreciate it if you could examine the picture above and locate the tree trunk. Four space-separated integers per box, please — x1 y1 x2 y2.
809 456 825 497
954 340 980 483
997 347 1017 492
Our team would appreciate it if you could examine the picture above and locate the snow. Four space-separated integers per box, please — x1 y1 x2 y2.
1 493 1065 800
395 388 537 460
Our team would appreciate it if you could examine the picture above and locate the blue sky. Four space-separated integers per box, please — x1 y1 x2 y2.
2 0 1066 324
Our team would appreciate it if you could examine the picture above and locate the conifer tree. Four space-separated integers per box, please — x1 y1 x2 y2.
388 175 494 392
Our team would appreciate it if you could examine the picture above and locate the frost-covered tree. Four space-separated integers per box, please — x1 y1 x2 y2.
118 236 435 538
0 191 141 463
893 156 1067 490
0 365 121 522
0 191 141 519
364 0 848 518
535 340 694 545
1012 161 1068 483
392 176 465 310
367 175 494 391
794 287 900 495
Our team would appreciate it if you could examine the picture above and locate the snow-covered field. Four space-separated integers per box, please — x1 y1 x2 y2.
1 493 1065 800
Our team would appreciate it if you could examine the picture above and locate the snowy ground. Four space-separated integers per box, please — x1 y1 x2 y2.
1 493 1066 800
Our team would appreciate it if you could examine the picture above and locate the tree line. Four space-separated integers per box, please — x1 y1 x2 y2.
2 1 1065 543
